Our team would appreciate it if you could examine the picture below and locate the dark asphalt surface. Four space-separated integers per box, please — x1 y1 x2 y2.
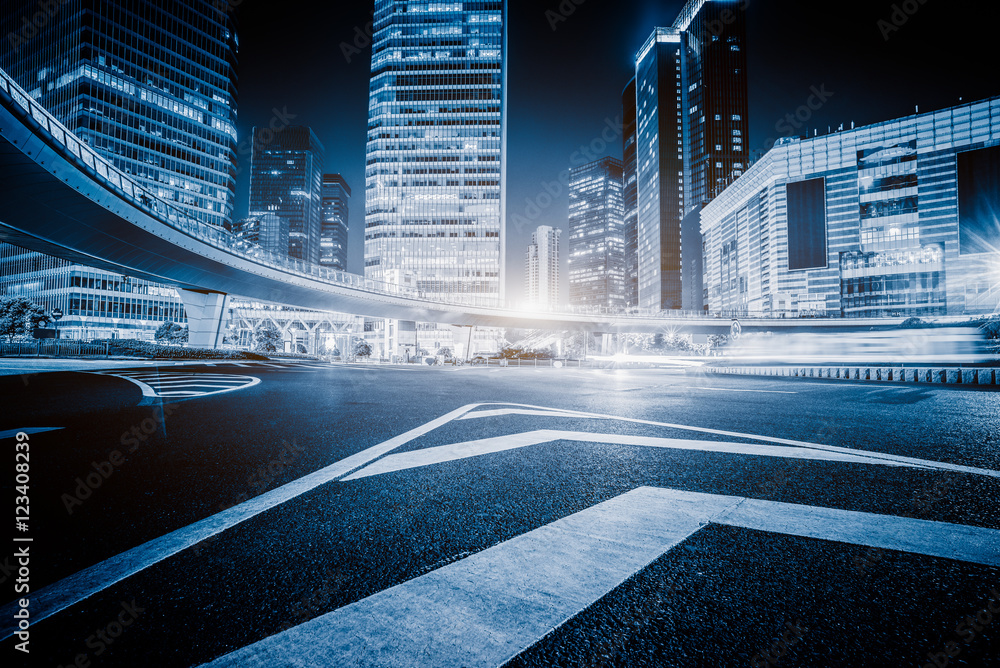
2 361 999 666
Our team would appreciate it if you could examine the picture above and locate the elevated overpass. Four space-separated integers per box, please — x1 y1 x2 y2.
0 67 915 347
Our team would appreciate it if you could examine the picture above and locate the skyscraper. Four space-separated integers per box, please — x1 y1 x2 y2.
228 214 289 256
321 174 351 271
363 0 507 306
0 0 239 339
249 126 325 263
622 77 639 308
568 157 626 308
525 225 561 308
633 0 749 310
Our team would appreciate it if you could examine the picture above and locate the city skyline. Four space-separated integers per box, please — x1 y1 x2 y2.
234 0 995 304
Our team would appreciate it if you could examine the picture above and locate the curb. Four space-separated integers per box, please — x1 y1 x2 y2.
703 366 998 386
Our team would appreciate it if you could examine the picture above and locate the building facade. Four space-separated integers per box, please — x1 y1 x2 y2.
568 157 626 308
321 174 351 271
363 0 507 307
701 97 1000 318
622 77 639 307
0 0 239 339
249 126 325 263
525 225 561 308
227 214 289 256
633 0 749 311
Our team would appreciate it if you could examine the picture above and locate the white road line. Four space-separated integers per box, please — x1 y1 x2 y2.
200 487 1000 668
341 430 928 481
674 386 798 394
0 403 482 640
88 372 260 404
458 408 610 421
0 427 63 439
483 403 1000 480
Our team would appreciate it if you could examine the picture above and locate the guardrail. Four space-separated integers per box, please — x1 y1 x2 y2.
703 365 998 386
0 341 110 357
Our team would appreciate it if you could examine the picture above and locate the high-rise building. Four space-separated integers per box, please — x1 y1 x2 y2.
249 126 325 263
633 0 749 310
525 225 561 308
0 0 239 339
700 97 1000 318
227 214 289 256
568 157 626 308
363 0 507 307
622 77 639 308
321 174 351 271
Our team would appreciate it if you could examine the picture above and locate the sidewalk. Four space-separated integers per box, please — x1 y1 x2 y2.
0 358 206 377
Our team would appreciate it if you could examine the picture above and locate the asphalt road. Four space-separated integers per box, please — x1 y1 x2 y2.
2 361 999 667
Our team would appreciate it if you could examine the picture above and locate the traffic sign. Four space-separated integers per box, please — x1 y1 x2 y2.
730 319 742 339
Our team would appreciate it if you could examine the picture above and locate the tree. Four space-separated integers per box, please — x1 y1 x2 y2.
353 339 373 359
154 321 188 344
252 321 283 353
0 296 51 342
437 346 452 360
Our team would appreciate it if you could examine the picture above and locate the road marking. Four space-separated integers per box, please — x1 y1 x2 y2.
90 371 260 404
0 427 63 439
341 430 940 481
200 487 1000 668
478 403 1000 480
673 386 798 394
0 403 481 640
7 401 995 643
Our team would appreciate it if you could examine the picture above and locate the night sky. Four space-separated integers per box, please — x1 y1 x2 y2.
235 0 995 302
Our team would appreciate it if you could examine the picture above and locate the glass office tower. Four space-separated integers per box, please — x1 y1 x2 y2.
634 0 749 310
0 0 239 339
249 126 325 263
525 225 560 308
568 157 626 308
622 77 639 308
321 174 351 271
364 0 507 306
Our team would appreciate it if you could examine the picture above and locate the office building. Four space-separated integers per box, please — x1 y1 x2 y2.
525 225 561 308
249 126 325 263
700 97 1000 318
363 0 507 307
228 214 289 256
633 0 749 310
568 157 626 308
0 0 239 339
622 77 639 307
321 174 351 271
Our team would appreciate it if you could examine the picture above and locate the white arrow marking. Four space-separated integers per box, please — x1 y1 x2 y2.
341 430 928 482
200 487 1000 668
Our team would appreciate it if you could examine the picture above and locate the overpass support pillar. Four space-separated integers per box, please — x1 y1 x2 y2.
601 333 612 356
178 289 230 349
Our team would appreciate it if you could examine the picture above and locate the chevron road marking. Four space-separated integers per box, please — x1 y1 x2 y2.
90 370 260 403
201 487 1000 668
5 401 997 642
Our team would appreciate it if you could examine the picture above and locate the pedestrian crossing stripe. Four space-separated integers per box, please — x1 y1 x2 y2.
90 370 260 403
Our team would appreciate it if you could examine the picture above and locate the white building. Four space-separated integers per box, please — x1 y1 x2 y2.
525 225 561 308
